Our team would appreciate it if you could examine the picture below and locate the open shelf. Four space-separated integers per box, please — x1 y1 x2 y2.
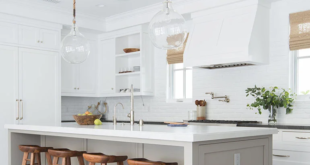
116 51 140 58
115 72 140 76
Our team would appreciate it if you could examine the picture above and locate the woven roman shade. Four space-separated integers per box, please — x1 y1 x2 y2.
290 10 310 50
166 33 189 64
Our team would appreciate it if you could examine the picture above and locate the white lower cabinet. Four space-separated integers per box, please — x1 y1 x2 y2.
273 130 310 165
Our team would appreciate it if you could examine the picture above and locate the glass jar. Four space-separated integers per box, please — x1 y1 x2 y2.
188 110 197 120
197 106 206 120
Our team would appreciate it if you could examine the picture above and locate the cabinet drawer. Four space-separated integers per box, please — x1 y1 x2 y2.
273 149 310 163
283 132 310 143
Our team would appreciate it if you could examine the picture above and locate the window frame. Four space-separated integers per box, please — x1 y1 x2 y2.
167 64 192 103
290 49 310 95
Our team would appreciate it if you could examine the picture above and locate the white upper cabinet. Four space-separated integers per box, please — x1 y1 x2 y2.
19 25 40 47
61 40 98 97
19 25 60 50
61 58 77 93
40 29 59 49
77 40 97 95
0 22 18 44
99 39 116 94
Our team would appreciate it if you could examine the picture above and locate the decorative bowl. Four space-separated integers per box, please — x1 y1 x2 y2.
73 115 102 125
123 48 140 53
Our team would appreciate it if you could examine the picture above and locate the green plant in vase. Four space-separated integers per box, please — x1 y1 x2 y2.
246 86 296 123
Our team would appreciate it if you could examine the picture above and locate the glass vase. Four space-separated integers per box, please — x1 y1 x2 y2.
268 105 277 124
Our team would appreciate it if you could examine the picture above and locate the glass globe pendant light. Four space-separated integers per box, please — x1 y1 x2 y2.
61 0 90 64
149 0 187 50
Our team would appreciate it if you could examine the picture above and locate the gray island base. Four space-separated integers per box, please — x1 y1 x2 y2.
5 123 277 165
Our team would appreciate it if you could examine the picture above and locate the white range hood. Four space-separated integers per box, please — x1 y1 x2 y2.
184 0 270 69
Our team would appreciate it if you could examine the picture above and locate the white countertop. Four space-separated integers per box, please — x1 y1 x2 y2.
5 123 278 142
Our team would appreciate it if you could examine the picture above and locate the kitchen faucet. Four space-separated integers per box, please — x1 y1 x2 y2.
205 92 230 103
127 84 135 125
113 103 124 125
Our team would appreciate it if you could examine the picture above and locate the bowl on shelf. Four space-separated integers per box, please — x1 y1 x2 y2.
73 115 102 125
123 48 140 53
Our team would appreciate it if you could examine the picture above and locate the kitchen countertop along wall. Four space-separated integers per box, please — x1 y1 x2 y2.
62 0 310 124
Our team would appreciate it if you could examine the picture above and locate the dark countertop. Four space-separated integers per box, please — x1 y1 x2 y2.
62 120 167 125
238 123 310 130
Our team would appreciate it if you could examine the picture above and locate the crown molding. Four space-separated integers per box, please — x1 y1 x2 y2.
105 0 246 31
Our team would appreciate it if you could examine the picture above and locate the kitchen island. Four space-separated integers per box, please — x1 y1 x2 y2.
5 123 277 165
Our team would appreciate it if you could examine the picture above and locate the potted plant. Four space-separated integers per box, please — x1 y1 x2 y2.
246 86 296 123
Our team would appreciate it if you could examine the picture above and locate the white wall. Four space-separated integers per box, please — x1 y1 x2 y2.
62 0 310 124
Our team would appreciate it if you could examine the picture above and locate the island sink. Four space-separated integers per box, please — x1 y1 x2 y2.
5 123 277 165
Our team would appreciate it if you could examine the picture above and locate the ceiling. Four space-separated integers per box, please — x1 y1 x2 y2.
27 0 164 19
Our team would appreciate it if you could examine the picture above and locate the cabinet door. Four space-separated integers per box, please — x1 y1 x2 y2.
199 138 270 165
40 29 59 49
0 45 19 164
77 40 97 95
19 48 59 125
99 39 115 94
61 57 78 94
0 22 19 44
19 25 40 47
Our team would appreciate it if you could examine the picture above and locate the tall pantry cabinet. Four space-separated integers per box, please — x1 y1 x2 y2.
0 15 62 165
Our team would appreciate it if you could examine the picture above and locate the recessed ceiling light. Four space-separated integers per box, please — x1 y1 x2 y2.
96 4 105 8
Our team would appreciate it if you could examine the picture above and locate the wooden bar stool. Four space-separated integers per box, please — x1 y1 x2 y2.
48 149 86 165
127 158 178 165
83 153 127 165
19 145 53 165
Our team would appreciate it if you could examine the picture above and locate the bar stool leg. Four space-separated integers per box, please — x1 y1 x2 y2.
61 158 66 165
30 153 35 165
46 152 53 165
77 156 85 165
53 157 59 165
35 153 41 165
22 152 29 165
101 163 107 165
117 162 124 165
66 157 71 165
88 163 95 165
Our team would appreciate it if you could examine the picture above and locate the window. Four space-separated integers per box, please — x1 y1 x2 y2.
167 63 192 101
292 49 310 95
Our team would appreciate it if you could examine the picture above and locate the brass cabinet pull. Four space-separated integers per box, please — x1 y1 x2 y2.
296 137 310 139
273 154 290 157
16 99 19 120
37 40 40 43
20 99 23 120
74 87 76 90
41 41 43 43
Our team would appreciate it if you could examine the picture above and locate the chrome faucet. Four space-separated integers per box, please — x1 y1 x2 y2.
113 103 124 125
127 84 135 125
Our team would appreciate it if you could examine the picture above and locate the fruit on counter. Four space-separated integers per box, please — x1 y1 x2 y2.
78 114 82 116
94 119 102 125
85 111 91 115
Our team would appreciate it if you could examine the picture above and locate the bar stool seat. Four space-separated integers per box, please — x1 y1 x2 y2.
127 158 178 165
48 149 86 165
19 145 53 165
83 153 127 165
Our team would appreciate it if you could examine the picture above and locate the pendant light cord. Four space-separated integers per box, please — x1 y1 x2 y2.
73 0 76 28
